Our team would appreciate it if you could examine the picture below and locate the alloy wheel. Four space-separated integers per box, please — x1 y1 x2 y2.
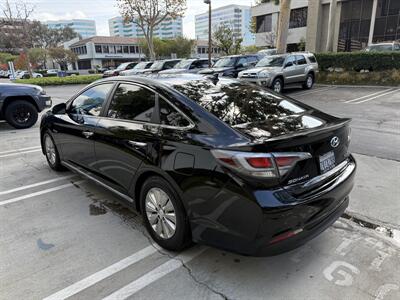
274 81 282 93
145 187 176 239
307 75 313 88
44 135 56 165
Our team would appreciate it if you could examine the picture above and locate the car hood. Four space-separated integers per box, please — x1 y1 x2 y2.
159 69 187 74
199 67 233 74
242 66 282 74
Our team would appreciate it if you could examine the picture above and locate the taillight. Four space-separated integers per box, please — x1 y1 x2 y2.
211 150 311 178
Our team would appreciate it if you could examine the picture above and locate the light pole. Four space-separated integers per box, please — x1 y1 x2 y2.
204 0 212 67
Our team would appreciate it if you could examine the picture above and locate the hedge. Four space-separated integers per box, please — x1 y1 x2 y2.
318 69 400 86
315 52 400 72
15 75 102 86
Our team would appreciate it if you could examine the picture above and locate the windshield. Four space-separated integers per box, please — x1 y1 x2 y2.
116 63 130 70
213 57 237 68
172 79 314 128
134 62 149 69
173 60 193 69
367 44 393 52
256 56 285 67
150 61 165 69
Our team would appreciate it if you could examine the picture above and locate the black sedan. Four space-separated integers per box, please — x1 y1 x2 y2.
40 74 356 256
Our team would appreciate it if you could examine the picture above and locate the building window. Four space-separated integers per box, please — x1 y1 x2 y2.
102 45 109 53
289 7 308 29
123 46 129 53
95 45 102 53
116 46 122 53
129 46 136 53
109 45 115 53
373 0 400 42
256 14 272 33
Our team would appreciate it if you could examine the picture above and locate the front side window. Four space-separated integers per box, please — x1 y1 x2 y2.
70 83 114 117
159 98 190 127
296 55 307 65
285 56 297 66
107 84 155 122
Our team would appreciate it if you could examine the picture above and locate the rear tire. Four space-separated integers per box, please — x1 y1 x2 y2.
302 73 314 89
140 176 191 251
271 78 283 93
43 132 65 171
5 100 38 129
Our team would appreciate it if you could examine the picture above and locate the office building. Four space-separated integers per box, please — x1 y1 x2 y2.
195 4 255 46
252 0 400 52
46 19 97 39
68 36 143 70
109 16 183 39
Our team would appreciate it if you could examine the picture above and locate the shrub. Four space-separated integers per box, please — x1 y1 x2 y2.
15 75 102 86
318 69 400 86
315 52 400 72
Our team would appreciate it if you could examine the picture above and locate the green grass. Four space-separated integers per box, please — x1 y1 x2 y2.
318 69 400 86
15 75 102 86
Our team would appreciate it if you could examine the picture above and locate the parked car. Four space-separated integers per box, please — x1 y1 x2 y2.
46 69 59 75
103 62 138 78
120 61 154 76
257 48 277 57
198 55 259 78
13 71 43 79
238 53 319 93
40 74 355 256
364 42 400 52
0 70 11 78
140 59 181 75
0 83 52 128
158 58 210 75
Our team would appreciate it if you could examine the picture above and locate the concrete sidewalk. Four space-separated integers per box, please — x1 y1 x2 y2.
348 154 400 228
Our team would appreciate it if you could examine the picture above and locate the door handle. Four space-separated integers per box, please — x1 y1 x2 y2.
128 140 147 148
82 131 94 138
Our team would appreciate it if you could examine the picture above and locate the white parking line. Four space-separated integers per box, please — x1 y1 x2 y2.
343 88 394 103
0 180 84 207
0 175 74 196
290 86 336 97
0 146 41 155
0 149 42 159
43 246 158 300
351 88 399 104
103 246 207 300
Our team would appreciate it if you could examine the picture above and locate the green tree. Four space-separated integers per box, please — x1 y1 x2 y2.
48 47 77 70
213 24 243 55
0 52 17 64
28 48 47 69
117 0 187 60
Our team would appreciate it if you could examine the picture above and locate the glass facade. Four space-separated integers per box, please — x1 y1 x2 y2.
338 0 373 51
256 14 272 33
289 7 308 29
373 0 400 42
339 0 400 51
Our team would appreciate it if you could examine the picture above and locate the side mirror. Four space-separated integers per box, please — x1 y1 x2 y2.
285 62 293 68
52 103 66 115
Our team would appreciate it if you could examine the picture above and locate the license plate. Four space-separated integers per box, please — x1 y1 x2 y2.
319 151 336 174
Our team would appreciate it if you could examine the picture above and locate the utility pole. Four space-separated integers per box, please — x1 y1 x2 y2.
204 0 212 67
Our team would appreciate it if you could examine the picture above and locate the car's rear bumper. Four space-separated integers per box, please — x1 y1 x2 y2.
191 156 356 256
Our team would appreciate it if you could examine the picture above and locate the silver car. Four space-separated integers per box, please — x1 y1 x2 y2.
158 58 210 75
238 53 319 93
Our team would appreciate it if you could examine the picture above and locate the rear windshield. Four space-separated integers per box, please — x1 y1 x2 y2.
172 79 308 127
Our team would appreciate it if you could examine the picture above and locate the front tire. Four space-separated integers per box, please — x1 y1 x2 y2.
140 176 191 251
303 73 314 89
271 78 284 93
43 132 65 171
5 100 38 129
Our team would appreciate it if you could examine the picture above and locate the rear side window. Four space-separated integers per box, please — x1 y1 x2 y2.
107 83 155 122
70 83 114 116
159 98 190 127
296 55 307 65
164 60 179 69
308 55 317 63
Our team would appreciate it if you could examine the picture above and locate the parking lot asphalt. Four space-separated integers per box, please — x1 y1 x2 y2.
1 83 399 300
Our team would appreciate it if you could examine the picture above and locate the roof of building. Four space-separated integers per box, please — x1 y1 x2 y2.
70 36 140 47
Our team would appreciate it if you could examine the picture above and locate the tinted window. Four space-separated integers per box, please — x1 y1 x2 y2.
308 55 317 63
159 98 190 127
296 55 307 65
70 83 114 116
107 84 155 122
285 56 296 66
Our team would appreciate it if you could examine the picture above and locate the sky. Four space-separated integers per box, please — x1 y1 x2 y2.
21 0 255 38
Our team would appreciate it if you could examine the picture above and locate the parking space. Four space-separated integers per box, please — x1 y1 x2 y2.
1 83 399 300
